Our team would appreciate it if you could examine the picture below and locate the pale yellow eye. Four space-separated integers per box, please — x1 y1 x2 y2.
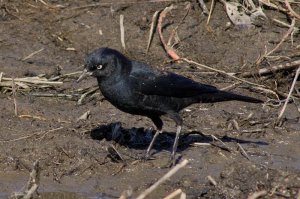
97 65 103 70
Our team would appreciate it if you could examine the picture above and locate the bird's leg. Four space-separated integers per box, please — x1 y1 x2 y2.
144 116 163 160
145 129 162 160
171 125 182 165
167 112 183 166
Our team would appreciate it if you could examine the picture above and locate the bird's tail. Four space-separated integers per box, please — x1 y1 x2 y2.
198 91 263 103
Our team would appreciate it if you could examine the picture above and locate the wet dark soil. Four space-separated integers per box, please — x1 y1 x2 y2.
0 0 300 198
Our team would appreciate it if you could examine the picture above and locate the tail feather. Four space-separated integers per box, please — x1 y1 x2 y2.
198 91 263 103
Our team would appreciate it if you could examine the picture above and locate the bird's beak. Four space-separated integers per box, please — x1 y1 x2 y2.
77 68 93 82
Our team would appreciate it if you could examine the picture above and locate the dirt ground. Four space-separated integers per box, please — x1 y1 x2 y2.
0 0 300 198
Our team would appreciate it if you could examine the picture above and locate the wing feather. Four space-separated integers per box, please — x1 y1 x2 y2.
128 62 219 98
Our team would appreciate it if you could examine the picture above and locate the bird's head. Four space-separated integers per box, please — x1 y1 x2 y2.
77 48 130 82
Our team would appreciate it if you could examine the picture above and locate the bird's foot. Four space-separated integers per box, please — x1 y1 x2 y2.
168 153 181 167
141 152 155 162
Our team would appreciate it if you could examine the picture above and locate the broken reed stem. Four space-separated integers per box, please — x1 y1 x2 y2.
157 4 180 61
285 0 300 20
182 58 266 88
1 77 63 85
247 190 267 199
11 77 18 116
237 143 250 160
167 2 191 47
259 0 286 12
197 0 209 15
277 67 300 121
120 14 126 50
10 160 40 199
146 11 160 53
256 18 295 65
0 127 63 143
136 159 189 199
207 175 217 186
22 48 44 61
163 189 184 199
272 18 299 33
206 0 215 25
242 59 300 77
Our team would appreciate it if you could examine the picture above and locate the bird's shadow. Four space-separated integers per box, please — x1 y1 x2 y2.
90 122 269 155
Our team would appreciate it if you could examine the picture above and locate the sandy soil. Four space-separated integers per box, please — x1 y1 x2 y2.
0 0 300 198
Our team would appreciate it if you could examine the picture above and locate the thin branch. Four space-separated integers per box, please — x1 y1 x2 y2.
120 14 126 50
242 59 300 77
11 77 18 116
22 48 44 61
256 18 296 65
277 67 300 121
146 11 160 53
136 159 189 199
285 0 300 20
182 58 266 88
0 127 63 142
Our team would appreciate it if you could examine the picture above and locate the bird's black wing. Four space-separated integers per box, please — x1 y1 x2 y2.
128 62 219 98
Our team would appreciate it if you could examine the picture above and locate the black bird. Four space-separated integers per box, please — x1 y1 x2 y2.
78 47 262 164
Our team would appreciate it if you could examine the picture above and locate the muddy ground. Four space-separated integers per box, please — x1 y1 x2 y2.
0 0 300 198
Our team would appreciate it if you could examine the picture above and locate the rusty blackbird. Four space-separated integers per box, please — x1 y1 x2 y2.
78 48 262 164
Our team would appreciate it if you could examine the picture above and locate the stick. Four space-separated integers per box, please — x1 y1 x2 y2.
120 15 126 50
242 59 300 77
247 190 267 199
77 86 99 105
49 71 83 81
182 58 266 88
22 48 44 61
146 11 160 53
157 4 180 61
272 18 299 33
259 0 286 12
237 143 250 160
0 127 63 142
11 77 18 116
70 0 183 10
207 175 217 186
256 18 296 65
285 0 300 20
197 0 209 15
206 0 215 25
136 159 189 199
163 189 183 199
30 93 80 99
1 77 63 85
277 67 300 121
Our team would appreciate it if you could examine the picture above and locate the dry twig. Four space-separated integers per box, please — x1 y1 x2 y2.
136 159 189 199
157 4 180 61
198 0 209 15
11 77 18 116
277 67 300 122
120 14 126 50
247 190 267 199
146 11 160 53
207 175 217 186
256 18 296 65
22 48 44 61
242 59 300 77
10 160 40 199
285 0 300 20
163 189 186 199
237 143 250 160
207 0 215 25
0 127 63 143
182 58 266 88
